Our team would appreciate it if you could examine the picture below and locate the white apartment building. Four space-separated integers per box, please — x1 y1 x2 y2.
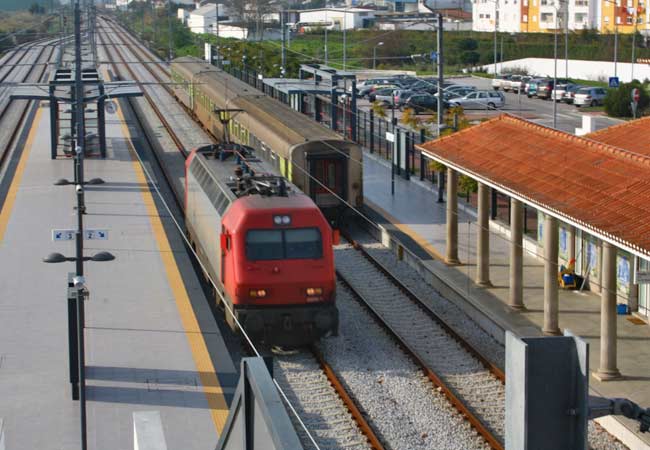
472 0 598 32
472 0 522 33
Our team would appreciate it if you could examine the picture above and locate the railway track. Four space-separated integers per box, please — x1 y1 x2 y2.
335 235 505 449
97 21 391 449
0 38 58 171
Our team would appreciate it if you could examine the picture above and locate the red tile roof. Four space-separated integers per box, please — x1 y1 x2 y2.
416 114 650 257
587 116 650 157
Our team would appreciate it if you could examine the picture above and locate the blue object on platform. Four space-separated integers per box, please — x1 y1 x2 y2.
617 304 629 315
563 274 574 284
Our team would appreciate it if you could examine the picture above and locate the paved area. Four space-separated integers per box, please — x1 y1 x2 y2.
362 152 650 447
0 100 237 449
355 76 622 136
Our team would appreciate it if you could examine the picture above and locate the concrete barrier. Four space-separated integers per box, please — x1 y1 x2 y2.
134 411 167 450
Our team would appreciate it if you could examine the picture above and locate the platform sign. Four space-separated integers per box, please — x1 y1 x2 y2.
609 77 620 88
52 229 109 241
636 271 650 284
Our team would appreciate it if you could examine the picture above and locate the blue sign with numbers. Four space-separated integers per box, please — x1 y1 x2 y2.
609 77 620 88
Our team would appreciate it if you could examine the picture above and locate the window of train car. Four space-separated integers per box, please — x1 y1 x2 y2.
245 228 322 261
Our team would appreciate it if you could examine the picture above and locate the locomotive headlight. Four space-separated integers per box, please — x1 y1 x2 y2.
306 287 323 296
249 289 267 298
273 215 292 225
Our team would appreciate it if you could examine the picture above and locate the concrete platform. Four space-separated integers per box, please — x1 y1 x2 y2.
362 152 650 448
0 100 237 449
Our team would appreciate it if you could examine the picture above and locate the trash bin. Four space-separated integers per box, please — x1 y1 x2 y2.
617 303 629 315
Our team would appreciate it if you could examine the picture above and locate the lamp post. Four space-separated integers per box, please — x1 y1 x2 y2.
373 41 384 70
493 0 498 76
602 0 620 78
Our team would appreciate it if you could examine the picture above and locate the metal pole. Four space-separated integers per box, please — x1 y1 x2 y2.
343 26 347 70
324 27 328 65
281 11 286 77
167 0 173 61
632 18 637 81
553 9 558 129
564 1 569 79
373 45 376 70
614 21 618 78
437 13 444 136
73 5 86 447
493 1 498 75
391 97 395 196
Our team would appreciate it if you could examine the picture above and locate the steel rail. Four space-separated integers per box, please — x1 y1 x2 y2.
342 231 505 382
99 24 187 157
310 346 386 450
0 42 56 170
336 271 503 450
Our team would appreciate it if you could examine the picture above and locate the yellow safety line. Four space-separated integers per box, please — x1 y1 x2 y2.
115 104 230 435
365 198 446 262
0 106 43 243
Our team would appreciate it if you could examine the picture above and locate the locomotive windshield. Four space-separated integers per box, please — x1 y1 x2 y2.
246 228 322 261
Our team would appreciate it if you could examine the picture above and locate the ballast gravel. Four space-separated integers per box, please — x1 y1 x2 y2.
274 352 372 450
348 229 629 450
317 281 490 450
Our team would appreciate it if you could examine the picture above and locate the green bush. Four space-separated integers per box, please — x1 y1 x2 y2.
604 81 650 117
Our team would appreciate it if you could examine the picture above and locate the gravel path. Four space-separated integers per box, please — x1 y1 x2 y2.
274 352 372 450
348 229 629 450
318 280 490 450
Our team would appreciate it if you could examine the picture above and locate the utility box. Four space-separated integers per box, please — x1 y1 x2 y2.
506 331 589 450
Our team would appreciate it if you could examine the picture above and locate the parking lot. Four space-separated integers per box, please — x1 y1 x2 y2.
355 75 623 136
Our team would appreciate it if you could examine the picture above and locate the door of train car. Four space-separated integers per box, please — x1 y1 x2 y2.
308 156 347 208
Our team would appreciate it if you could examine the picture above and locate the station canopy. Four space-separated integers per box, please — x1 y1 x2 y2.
416 114 650 259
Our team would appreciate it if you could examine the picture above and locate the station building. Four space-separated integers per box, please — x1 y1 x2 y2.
417 114 650 382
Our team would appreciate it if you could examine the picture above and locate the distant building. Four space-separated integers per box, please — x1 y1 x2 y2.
187 3 230 34
178 7 190 24
473 0 649 34
296 8 377 30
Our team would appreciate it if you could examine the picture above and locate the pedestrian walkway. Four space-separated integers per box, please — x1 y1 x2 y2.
0 100 237 450
362 151 650 448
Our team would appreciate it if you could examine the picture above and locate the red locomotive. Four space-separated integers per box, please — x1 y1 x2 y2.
185 143 338 346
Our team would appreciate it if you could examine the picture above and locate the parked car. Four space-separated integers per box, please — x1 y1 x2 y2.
537 78 570 100
393 89 417 107
525 78 546 97
551 83 573 102
573 87 608 107
562 84 584 104
503 75 522 92
401 93 448 114
360 83 401 98
491 74 512 90
445 85 476 97
369 87 397 104
449 90 505 109
509 76 531 93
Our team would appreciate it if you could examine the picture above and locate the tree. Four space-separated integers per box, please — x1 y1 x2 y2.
604 81 650 117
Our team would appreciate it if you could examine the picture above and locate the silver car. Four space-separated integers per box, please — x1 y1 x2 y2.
449 90 505 109
573 87 607 107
